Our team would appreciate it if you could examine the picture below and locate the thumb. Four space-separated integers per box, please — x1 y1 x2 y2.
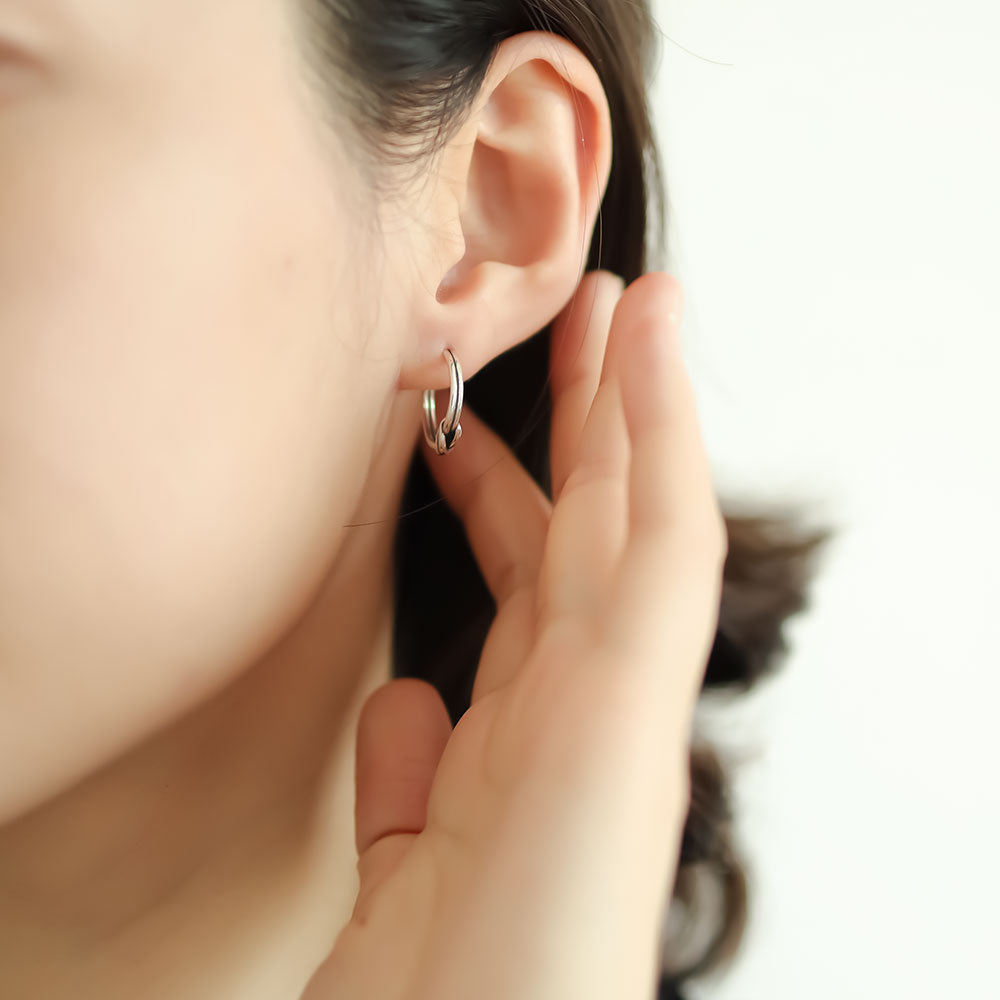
352 677 452 916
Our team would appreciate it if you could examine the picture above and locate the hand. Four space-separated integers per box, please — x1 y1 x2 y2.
301 271 727 1000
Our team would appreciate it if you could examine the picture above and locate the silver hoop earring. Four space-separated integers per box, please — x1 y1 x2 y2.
422 347 464 455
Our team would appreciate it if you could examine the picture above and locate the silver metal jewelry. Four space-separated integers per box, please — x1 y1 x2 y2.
422 347 464 455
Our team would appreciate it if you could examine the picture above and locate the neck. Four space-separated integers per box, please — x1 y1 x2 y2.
0 392 425 999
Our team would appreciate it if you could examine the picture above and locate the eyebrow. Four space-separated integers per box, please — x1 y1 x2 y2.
0 0 80 67
0 0 69 45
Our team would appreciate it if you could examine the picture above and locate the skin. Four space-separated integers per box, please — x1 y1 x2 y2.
0 3 725 998
302 269 727 1000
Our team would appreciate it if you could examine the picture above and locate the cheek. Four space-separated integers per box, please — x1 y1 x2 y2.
0 82 369 818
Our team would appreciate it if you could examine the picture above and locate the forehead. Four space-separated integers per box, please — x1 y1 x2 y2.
0 1 276 54
0 0 311 97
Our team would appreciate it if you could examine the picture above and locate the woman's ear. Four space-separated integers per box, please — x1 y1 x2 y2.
396 30 613 392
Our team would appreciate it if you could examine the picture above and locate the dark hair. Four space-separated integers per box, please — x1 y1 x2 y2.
299 0 835 993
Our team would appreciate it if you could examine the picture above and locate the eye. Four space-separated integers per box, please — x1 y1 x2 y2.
0 35 43 98
0 31 28 59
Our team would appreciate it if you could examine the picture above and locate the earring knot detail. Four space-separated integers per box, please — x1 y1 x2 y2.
422 347 464 455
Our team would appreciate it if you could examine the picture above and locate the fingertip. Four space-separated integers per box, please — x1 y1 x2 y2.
596 268 626 296
621 277 684 368
616 286 688 446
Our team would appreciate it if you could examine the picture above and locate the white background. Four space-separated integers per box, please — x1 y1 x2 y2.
645 0 999 996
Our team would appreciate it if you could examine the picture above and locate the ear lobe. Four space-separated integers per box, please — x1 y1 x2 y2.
398 31 613 393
